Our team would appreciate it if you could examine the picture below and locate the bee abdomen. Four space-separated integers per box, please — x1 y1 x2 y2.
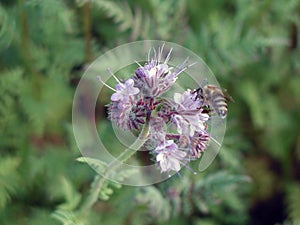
201 84 232 119
212 94 227 118
217 108 228 119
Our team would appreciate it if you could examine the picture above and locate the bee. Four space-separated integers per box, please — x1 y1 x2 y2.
193 85 234 119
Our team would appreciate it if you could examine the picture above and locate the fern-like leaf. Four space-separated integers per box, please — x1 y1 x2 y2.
0 157 21 210
136 186 171 222
92 0 134 32
0 4 16 49
77 157 107 174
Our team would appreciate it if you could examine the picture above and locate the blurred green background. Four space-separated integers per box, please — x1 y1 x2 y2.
0 0 300 224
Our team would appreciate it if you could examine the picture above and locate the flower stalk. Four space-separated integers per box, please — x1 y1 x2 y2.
79 113 151 212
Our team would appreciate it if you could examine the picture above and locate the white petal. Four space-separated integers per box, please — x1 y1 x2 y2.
149 67 157 77
165 139 174 146
173 93 182 104
169 158 181 172
175 150 187 158
189 127 195 136
125 78 134 86
156 153 164 162
160 160 169 172
132 87 139 94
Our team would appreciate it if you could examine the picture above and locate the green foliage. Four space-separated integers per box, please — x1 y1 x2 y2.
77 157 107 174
0 157 21 210
0 0 299 224
0 4 15 49
52 210 82 225
91 0 186 41
20 76 72 135
192 172 250 224
135 186 171 222
0 69 25 149
55 177 82 211
286 183 300 223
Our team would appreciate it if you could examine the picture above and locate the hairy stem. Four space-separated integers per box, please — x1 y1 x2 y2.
79 114 151 212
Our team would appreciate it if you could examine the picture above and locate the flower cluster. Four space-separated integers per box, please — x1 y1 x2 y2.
98 46 211 174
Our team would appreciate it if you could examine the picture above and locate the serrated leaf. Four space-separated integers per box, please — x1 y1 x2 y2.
0 157 21 210
57 177 82 211
136 186 171 222
76 157 107 173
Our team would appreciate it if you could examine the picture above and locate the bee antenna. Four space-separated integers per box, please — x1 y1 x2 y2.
200 78 208 87
180 161 197 175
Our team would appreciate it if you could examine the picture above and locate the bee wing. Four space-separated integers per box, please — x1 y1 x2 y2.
221 88 235 103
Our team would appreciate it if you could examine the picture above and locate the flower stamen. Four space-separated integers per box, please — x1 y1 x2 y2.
107 68 122 84
97 76 116 92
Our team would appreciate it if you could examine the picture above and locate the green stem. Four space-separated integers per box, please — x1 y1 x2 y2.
79 116 151 212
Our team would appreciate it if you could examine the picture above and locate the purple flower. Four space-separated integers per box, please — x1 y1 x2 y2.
155 140 187 173
108 97 146 131
173 89 203 110
171 114 189 135
134 47 188 98
171 90 209 136
102 77 142 130
111 78 139 102
98 45 217 174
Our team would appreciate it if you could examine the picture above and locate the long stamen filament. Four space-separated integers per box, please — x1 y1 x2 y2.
134 60 143 67
157 43 164 63
180 161 197 175
97 76 116 92
164 48 173 64
107 68 122 84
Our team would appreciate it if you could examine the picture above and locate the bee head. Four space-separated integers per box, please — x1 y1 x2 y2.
195 87 203 96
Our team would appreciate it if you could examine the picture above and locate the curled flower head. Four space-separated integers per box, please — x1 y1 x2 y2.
108 97 146 131
179 131 210 159
190 131 210 158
